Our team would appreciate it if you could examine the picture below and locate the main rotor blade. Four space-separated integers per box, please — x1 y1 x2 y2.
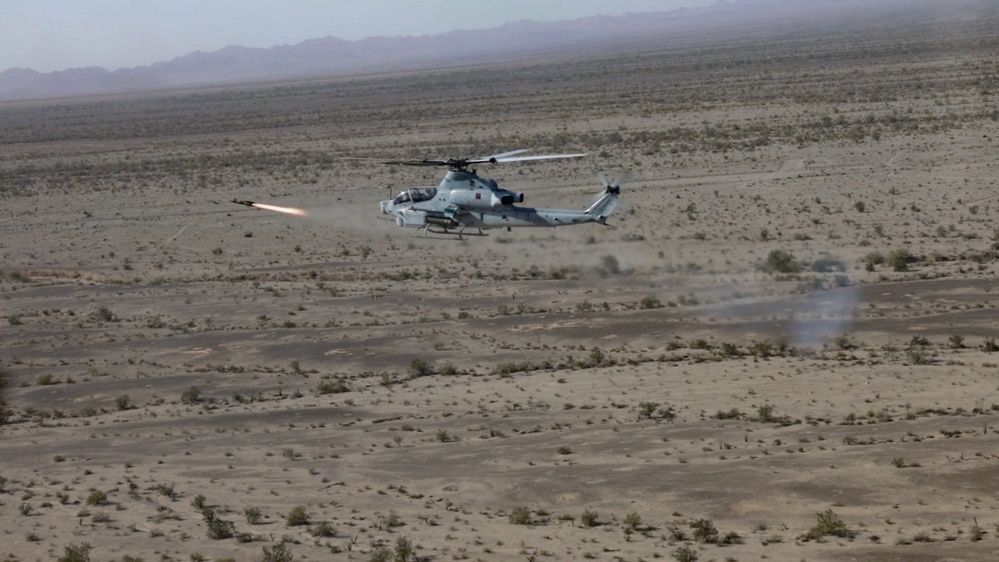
377 151 537 167
475 152 586 164
374 150 586 169
379 159 451 167
479 148 534 160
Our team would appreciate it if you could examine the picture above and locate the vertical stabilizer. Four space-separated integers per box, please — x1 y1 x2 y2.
585 184 621 223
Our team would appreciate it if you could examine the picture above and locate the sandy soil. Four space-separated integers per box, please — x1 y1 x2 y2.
3 24 999 562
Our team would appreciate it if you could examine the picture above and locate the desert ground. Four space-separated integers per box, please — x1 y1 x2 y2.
3 21 999 562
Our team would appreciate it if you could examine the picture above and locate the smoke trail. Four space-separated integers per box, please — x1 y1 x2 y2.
252 203 308 217
786 284 860 348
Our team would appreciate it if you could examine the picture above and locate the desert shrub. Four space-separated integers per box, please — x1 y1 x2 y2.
757 403 775 423
181 386 202 404
906 337 931 364
624 512 642 530
114 394 131 410
834 334 856 350
761 249 801 274
379 511 403 529
86 490 108 506
245 507 262 524
394 537 415 561
690 338 710 350
715 407 741 420
57 543 92 562
311 520 335 537
409 358 433 377
638 401 660 420
261 541 293 562
887 248 914 271
581 508 599 527
587 348 606 365
905 347 932 365
718 342 741 357
971 520 986 541
862 251 885 271
155 483 175 499
206 513 235 540
672 545 698 562
492 361 543 375
721 530 744 544
639 295 662 309
748 339 787 357
509 506 531 525
802 509 854 540
96 306 116 322
691 518 719 543
315 377 349 395
286 506 309 526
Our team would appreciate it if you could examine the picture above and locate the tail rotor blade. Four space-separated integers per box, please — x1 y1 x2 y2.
598 172 628 194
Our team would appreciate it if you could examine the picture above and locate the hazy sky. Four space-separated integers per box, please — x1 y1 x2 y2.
4 0 717 73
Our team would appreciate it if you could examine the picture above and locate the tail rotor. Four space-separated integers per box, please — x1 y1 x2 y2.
599 172 628 195
587 172 627 223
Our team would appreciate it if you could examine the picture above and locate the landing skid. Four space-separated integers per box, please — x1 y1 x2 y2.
421 225 487 240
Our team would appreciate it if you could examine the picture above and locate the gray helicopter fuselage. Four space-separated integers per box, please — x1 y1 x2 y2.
380 170 618 233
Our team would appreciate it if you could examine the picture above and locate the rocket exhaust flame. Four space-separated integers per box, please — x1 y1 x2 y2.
251 203 308 217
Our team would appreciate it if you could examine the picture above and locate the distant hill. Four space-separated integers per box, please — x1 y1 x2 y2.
1 0 994 101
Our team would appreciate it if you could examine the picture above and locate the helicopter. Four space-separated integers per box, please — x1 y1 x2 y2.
232 149 622 239
376 149 622 238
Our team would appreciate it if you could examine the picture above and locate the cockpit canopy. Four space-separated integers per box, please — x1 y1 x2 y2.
392 187 437 206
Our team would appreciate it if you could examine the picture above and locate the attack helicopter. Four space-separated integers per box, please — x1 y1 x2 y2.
377 149 622 238
232 149 623 239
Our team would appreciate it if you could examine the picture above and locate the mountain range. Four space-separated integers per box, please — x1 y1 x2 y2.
0 0 993 101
